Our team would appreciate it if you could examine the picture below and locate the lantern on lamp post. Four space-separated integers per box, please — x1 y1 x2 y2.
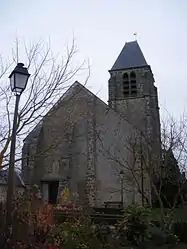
5 63 30 242
9 63 30 94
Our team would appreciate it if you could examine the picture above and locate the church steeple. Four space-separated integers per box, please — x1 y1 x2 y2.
111 41 148 71
108 40 155 105
108 40 160 146
108 40 161 205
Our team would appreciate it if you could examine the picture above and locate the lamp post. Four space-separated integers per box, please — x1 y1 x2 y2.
120 170 124 208
5 63 30 243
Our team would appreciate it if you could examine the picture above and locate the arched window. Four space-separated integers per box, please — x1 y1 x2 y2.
130 71 136 79
123 73 129 80
130 71 137 96
123 73 129 97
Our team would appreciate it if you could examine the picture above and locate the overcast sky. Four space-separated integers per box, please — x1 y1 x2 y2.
0 0 187 119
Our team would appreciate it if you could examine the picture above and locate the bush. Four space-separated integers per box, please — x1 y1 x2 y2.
0 191 55 248
48 215 101 249
0 193 117 248
116 204 153 246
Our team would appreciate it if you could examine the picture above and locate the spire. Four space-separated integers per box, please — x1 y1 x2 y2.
111 41 148 71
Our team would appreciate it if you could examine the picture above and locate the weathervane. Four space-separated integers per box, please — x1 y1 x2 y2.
133 32 137 41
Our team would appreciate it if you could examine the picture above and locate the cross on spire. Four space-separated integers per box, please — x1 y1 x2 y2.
133 32 137 41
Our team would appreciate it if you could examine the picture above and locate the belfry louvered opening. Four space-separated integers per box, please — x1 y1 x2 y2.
123 71 137 97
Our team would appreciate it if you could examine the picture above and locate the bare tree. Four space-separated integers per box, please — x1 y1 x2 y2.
0 38 89 169
96 108 187 226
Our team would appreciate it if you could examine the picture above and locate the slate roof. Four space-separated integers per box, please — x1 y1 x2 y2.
0 169 25 187
111 41 148 71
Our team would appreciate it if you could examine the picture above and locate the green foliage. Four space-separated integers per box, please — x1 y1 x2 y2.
0 194 116 248
116 204 153 246
1 192 187 248
48 215 103 249
116 204 180 247
0 191 55 248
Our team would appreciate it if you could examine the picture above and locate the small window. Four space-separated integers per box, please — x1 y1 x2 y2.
123 73 129 80
52 160 59 174
131 84 136 89
130 71 137 96
123 73 130 97
131 79 136 84
122 72 137 97
123 84 129 89
59 159 70 175
131 90 137 96
130 71 136 79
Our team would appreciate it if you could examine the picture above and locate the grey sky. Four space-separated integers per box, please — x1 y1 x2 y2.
0 0 187 118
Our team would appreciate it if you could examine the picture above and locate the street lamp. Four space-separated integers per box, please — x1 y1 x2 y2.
5 63 30 242
120 170 125 208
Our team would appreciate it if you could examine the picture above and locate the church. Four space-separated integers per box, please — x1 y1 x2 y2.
22 41 161 207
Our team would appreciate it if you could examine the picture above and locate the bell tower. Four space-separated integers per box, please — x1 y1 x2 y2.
108 41 160 140
108 41 161 204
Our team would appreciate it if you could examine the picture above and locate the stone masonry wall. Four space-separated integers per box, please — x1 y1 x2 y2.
86 95 97 206
108 66 161 205
23 83 98 206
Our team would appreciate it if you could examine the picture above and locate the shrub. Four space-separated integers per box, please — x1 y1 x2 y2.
0 191 55 248
47 215 109 249
0 193 116 248
116 204 152 246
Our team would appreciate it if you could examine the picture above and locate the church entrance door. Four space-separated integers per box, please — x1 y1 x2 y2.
48 181 59 204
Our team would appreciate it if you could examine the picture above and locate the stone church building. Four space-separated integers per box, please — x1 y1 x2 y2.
22 41 161 207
